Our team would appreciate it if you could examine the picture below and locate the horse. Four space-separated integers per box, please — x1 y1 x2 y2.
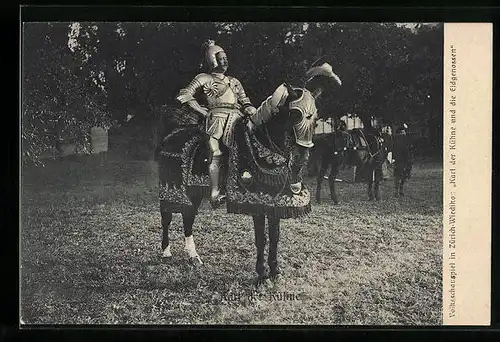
155 84 315 285
314 122 393 204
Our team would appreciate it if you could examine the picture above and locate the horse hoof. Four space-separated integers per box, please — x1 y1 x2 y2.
255 276 272 290
270 272 283 286
189 255 203 265
162 245 172 258
254 269 269 284
210 195 226 209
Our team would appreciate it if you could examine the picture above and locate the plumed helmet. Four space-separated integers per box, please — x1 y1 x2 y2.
303 59 342 98
304 62 342 86
304 57 342 86
203 39 225 70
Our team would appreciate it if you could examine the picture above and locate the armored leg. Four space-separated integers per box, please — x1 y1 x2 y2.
208 137 226 208
290 145 310 194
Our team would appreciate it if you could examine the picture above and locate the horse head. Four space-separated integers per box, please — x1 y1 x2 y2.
248 62 342 193
245 84 312 192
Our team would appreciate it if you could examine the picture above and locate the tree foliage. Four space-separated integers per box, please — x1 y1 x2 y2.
22 22 443 164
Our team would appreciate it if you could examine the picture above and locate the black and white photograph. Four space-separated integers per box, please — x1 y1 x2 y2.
21 21 445 325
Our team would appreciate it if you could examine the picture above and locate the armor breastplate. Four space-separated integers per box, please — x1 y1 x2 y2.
203 75 238 108
289 88 318 148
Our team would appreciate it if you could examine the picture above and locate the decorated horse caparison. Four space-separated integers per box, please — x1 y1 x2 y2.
156 54 341 283
314 119 394 204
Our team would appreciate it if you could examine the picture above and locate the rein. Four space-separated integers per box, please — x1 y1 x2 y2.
254 106 308 197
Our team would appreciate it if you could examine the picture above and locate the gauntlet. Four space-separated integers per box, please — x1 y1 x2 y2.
243 106 257 117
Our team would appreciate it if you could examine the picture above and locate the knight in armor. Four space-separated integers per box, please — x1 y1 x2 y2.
176 40 257 208
247 60 342 194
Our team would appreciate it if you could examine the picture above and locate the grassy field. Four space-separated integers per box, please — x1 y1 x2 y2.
20 154 443 325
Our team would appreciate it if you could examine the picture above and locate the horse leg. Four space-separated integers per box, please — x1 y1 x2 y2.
367 177 374 201
374 180 381 201
315 156 329 203
329 162 341 204
160 201 173 258
182 196 203 265
399 174 406 196
253 214 268 282
268 215 281 280
394 177 401 197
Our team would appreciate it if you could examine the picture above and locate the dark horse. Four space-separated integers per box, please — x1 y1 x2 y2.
155 84 316 284
314 122 393 204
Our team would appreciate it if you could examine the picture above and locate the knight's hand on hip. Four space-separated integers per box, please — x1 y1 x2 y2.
187 100 209 117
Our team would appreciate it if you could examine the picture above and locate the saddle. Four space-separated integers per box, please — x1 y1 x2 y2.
348 128 383 155
343 128 390 183
226 124 311 218
157 121 311 218
157 125 211 212
348 129 369 149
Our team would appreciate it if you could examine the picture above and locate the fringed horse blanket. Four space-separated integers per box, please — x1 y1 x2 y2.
158 125 211 214
158 123 311 219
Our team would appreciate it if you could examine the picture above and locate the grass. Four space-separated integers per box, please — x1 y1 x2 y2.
20 154 443 325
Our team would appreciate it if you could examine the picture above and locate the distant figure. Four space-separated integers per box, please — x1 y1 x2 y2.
334 118 347 132
393 123 414 197
381 125 392 136
91 126 109 166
